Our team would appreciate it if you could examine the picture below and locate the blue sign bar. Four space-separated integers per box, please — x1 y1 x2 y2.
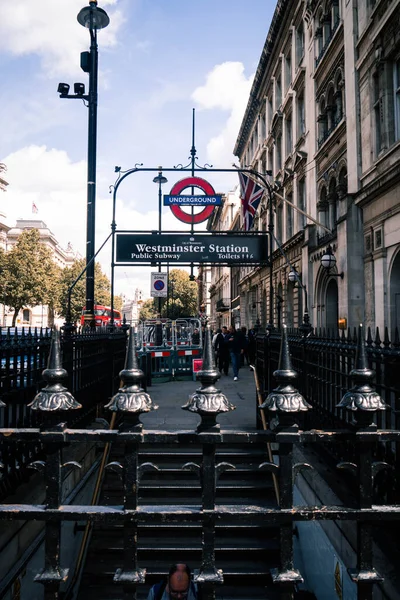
163 194 222 206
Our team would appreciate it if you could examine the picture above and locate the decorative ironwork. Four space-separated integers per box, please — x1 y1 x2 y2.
182 325 235 431
337 324 387 415
261 325 311 414
105 328 157 424
28 329 81 413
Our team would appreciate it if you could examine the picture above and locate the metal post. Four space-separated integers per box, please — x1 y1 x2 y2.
84 15 98 328
153 169 168 317
267 186 274 330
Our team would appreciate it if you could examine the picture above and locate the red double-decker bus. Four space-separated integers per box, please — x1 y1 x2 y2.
81 305 122 328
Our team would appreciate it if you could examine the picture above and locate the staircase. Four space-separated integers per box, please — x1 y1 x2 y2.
77 440 280 599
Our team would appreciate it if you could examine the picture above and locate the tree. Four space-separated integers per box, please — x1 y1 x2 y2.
137 269 198 322
0 229 61 326
138 298 158 321
57 258 112 324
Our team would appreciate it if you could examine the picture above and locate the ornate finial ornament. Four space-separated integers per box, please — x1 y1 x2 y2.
183 325 235 431
337 324 387 413
29 329 81 412
261 325 311 413
105 328 157 415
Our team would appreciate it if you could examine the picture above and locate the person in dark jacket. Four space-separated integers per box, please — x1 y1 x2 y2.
146 563 199 599
228 325 245 380
214 326 230 375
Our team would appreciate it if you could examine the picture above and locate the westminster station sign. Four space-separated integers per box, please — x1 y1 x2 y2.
116 233 268 265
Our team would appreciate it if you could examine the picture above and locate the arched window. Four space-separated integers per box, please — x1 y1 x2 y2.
326 279 339 333
315 11 324 57
22 309 30 324
317 186 328 235
390 251 400 338
328 177 337 229
286 282 294 327
326 86 336 130
335 71 344 121
331 0 340 27
318 98 328 145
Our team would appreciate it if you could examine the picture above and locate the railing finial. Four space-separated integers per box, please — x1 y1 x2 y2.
105 328 157 428
261 325 311 417
28 328 81 413
337 324 387 424
182 324 235 431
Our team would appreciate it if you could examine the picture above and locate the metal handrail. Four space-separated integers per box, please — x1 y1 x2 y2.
250 365 280 505
64 412 117 599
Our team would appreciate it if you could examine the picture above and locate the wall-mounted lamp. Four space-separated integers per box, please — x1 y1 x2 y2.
321 245 344 278
288 269 300 285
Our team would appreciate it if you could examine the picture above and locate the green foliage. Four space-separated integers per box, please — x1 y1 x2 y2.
0 229 61 326
57 258 111 324
138 298 158 321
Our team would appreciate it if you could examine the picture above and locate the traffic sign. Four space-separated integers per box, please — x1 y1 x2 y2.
151 272 168 297
168 177 217 224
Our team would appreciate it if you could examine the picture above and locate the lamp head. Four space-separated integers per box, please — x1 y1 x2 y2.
77 2 110 30
321 245 337 270
153 173 168 185
288 269 298 284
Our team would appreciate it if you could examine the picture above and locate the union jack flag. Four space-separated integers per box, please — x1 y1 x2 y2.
238 172 264 231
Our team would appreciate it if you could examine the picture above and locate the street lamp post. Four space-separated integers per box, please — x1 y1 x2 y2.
58 1 109 328
153 169 168 316
288 269 313 337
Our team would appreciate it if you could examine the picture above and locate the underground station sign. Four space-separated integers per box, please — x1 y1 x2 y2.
116 233 268 265
165 176 221 224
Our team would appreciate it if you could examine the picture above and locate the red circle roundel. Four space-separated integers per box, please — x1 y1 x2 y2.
169 176 216 224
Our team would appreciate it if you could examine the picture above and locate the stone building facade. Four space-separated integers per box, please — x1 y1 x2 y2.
0 218 76 327
219 0 400 336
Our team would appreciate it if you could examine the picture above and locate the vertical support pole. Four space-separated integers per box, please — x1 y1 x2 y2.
261 326 310 598
85 21 99 328
29 330 81 598
337 325 387 598
182 327 234 600
106 329 157 597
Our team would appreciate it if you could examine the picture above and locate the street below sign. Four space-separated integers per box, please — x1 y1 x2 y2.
116 233 268 265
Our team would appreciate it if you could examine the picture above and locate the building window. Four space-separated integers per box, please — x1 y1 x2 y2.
374 228 383 250
22 309 30 323
373 70 384 155
298 178 306 230
285 114 292 156
286 196 294 239
275 74 282 109
296 21 304 67
277 202 283 244
297 92 305 137
276 134 282 171
285 50 292 94
260 113 266 141
395 59 400 141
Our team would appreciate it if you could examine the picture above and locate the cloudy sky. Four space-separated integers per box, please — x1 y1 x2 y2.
0 0 274 300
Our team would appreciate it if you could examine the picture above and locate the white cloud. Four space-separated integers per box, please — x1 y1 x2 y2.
2 145 200 300
192 62 254 166
0 0 124 78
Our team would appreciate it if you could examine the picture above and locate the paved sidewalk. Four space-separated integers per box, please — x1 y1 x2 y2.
140 364 259 432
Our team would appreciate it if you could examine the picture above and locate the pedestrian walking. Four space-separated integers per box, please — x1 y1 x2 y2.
228 325 245 380
214 326 230 375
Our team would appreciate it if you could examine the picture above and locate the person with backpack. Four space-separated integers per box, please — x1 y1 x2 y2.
147 563 200 599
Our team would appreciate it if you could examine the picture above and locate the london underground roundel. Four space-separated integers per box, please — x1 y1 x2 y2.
169 177 216 224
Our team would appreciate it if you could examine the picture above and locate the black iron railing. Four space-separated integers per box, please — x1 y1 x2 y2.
256 326 400 496
0 326 127 498
0 326 398 600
